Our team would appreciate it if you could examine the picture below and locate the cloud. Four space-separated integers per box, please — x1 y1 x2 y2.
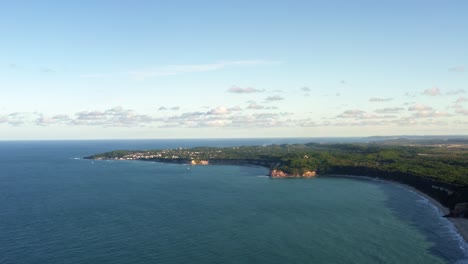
449 97 467 110
454 120 468 125
405 92 417 98
70 106 158 127
407 104 449 118
411 111 450 118
328 120 392 127
336 109 396 120
247 102 265 110
207 106 231 115
449 66 465 72
446 89 465 95
246 102 277 110
374 107 405 114
423 87 441 96
0 115 8 124
129 60 274 80
158 106 180 111
0 112 38 126
319 113 454 126
228 113 290 128
455 97 468 104
337 109 365 118
161 109 291 128
369 97 393 102
228 86 264 94
301 87 311 92
408 104 433 111
264 95 284 102
3 107 289 129
456 109 468 115
391 117 418 126
228 106 242 111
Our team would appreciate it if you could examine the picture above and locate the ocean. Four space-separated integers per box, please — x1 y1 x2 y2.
1 139 467 263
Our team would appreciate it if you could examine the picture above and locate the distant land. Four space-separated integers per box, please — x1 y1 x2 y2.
85 136 468 218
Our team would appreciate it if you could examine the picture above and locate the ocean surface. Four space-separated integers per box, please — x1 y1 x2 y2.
1 139 467 264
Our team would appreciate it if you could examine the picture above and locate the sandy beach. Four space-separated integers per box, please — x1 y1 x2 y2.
328 175 468 244
396 182 468 244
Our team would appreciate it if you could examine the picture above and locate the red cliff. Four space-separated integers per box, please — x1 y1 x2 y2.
269 169 316 178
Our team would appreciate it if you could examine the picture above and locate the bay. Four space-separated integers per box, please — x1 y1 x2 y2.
1 139 467 263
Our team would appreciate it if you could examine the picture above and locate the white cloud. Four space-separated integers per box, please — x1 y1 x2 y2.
336 109 396 120
35 114 71 126
246 102 278 110
405 92 417 98
337 109 365 118
423 87 441 96
228 86 265 94
158 106 180 111
456 109 468 115
374 107 404 114
411 111 450 118
0 112 40 126
207 106 231 115
407 104 449 118
369 97 393 102
228 106 242 111
70 107 158 127
247 102 265 110
408 104 433 111
264 95 284 102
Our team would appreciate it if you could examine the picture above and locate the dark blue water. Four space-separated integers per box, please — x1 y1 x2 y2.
1 139 467 263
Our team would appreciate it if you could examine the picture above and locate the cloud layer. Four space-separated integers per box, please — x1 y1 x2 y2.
228 86 265 94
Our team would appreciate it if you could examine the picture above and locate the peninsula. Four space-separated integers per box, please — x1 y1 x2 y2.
85 139 468 218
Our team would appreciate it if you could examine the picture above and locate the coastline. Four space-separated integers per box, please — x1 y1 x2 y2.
324 174 468 245
89 155 468 245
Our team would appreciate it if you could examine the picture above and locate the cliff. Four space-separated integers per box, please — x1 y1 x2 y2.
190 160 209 165
269 169 316 178
326 165 468 210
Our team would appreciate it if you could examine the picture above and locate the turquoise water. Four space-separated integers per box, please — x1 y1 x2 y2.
0 140 467 263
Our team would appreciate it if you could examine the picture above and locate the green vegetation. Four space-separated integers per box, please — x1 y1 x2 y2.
86 142 468 185
85 141 468 209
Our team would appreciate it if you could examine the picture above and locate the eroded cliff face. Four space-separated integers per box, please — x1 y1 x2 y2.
190 160 209 165
269 169 316 178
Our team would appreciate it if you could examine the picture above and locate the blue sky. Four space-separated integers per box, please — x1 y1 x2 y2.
1 0 467 139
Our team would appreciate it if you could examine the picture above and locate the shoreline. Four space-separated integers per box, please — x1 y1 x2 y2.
89 157 468 245
324 174 468 245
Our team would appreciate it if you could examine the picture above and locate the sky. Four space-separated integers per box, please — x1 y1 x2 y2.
1 0 467 140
